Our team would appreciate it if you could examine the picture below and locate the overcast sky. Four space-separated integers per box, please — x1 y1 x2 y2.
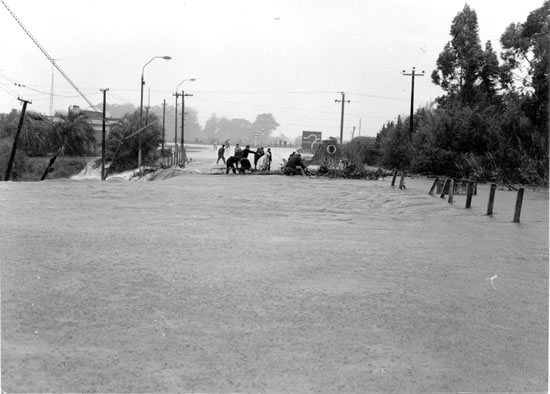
0 0 543 140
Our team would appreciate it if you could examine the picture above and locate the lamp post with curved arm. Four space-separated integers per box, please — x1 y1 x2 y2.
138 55 171 171
174 78 196 166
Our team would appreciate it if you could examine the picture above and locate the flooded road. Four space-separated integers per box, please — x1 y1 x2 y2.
1 173 548 392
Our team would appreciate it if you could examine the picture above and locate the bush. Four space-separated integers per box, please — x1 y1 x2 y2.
342 136 379 166
0 138 29 181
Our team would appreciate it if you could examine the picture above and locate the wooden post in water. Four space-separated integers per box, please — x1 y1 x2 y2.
399 171 406 189
486 183 497 215
391 169 398 187
465 181 474 208
447 179 455 203
440 178 450 198
428 178 438 195
40 146 63 181
513 188 524 223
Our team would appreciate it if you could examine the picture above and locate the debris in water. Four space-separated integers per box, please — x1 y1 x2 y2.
486 275 498 290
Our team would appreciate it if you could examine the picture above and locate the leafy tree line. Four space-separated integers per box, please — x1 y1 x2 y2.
106 103 281 146
0 99 282 178
0 110 96 180
0 110 96 157
355 2 548 185
103 110 280 172
202 113 280 146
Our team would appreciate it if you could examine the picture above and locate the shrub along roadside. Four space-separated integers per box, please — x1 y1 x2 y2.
0 146 91 182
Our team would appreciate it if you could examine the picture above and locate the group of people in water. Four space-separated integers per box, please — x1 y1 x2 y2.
216 139 308 176
216 141 272 174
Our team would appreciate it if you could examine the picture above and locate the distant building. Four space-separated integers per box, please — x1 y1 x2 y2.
0 109 19 123
68 105 119 154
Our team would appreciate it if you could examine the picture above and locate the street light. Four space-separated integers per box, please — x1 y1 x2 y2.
138 55 171 171
174 78 196 166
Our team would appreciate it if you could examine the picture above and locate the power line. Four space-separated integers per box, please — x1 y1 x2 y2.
193 90 336 95
0 85 18 99
0 81 19 98
346 91 406 102
0 76 82 98
1 0 100 112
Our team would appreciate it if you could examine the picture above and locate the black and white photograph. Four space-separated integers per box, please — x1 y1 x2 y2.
0 0 548 392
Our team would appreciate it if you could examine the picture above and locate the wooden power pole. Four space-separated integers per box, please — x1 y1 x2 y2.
161 99 166 158
100 88 109 180
173 91 181 166
335 92 350 145
181 90 193 166
402 67 425 140
4 98 31 181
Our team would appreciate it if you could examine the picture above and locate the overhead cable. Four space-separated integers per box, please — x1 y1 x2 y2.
1 0 100 112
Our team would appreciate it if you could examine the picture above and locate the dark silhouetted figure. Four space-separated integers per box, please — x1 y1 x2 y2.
226 156 239 174
216 145 226 164
239 158 252 173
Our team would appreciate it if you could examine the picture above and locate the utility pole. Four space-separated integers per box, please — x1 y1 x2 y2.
402 67 425 140
161 99 166 158
139 73 144 172
145 87 151 125
4 98 31 181
145 105 150 125
335 92 350 144
181 90 193 167
49 59 62 116
173 91 182 166
100 88 109 180
49 63 54 116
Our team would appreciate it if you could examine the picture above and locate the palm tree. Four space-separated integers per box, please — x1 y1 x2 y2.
106 110 161 172
52 110 96 156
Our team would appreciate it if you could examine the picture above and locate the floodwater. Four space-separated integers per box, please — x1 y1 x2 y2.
1 148 548 393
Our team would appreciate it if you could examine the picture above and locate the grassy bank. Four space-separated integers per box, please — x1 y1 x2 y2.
20 156 94 181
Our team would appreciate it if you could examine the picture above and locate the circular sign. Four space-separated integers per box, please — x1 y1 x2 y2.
326 144 337 155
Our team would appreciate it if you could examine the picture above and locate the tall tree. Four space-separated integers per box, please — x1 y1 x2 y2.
182 108 201 143
252 113 279 143
480 40 501 100
106 110 161 172
202 114 219 141
432 4 485 105
500 0 549 133
52 110 96 156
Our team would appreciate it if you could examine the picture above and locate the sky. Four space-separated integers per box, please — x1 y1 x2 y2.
0 0 543 141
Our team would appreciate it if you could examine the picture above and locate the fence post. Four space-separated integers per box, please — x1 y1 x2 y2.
447 179 455 203
513 188 525 223
440 178 450 199
486 183 497 215
428 178 439 195
465 181 474 208
391 169 398 187
399 171 406 189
